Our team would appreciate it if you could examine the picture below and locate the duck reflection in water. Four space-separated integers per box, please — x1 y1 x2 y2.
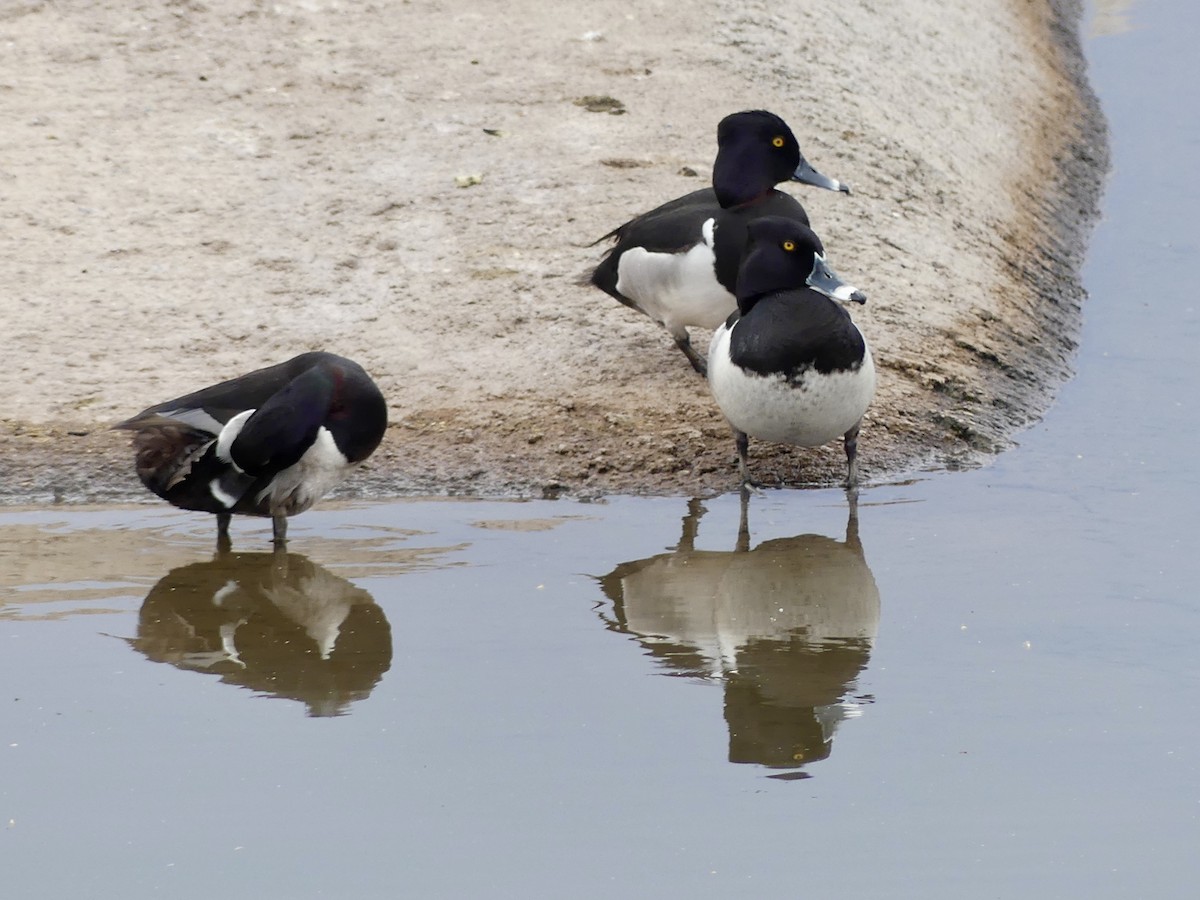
129 552 391 717
598 490 879 778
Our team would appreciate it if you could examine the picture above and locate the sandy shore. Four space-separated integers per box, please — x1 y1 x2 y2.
0 0 1106 503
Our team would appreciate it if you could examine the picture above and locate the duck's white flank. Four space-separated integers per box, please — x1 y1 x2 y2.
615 218 734 333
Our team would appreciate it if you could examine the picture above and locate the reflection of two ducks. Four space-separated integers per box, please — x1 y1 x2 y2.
599 491 879 777
131 552 391 717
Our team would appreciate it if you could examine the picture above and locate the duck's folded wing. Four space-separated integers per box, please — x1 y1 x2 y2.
119 415 217 495
592 188 721 299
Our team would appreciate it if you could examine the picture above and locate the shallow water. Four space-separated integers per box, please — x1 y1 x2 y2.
3 2 1199 897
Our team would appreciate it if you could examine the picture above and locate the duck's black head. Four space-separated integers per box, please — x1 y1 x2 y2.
712 110 850 209
317 357 388 464
736 216 866 308
228 355 387 475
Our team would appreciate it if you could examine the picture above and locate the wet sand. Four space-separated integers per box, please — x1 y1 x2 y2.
0 0 1106 502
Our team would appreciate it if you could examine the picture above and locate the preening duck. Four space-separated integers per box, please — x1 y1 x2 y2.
117 352 387 549
707 217 875 487
591 109 850 374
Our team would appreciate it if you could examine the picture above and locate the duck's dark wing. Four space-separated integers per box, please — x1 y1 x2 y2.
119 417 220 503
591 187 722 301
114 415 263 514
118 352 336 430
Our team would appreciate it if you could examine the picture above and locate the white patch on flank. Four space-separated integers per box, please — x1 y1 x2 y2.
615 217 734 334
256 426 352 518
215 409 254 467
208 479 239 509
708 325 877 446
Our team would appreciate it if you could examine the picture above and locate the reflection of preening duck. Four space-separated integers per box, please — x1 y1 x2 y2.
598 494 879 774
591 110 850 374
130 552 392 717
117 352 387 549
708 217 875 487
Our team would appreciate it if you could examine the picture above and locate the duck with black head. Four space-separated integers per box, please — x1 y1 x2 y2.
116 351 387 550
591 110 850 375
707 216 875 488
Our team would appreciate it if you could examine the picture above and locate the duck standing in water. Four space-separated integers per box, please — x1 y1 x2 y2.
707 217 875 488
117 352 387 549
591 110 850 375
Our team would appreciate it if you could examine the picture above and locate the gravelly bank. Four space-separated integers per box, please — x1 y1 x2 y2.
0 0 1107 503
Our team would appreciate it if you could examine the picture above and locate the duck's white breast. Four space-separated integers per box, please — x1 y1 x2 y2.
257 427 355 516
709 328 876 447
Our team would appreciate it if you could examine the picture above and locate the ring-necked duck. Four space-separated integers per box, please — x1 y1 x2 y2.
707 217 874 487
117 351 387 549
592 110 849 374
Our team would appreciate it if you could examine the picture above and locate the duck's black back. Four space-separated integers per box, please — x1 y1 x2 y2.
729 289 865 380
135 352 341 425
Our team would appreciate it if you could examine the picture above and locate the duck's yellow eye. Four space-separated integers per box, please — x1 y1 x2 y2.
772 136 785 148
782 240 796 252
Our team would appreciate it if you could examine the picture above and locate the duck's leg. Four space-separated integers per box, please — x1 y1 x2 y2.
216 512 232 555
272 514 288 550
668 326 708 377
735 428 755 486
734 430 778 488
843 421 862 488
